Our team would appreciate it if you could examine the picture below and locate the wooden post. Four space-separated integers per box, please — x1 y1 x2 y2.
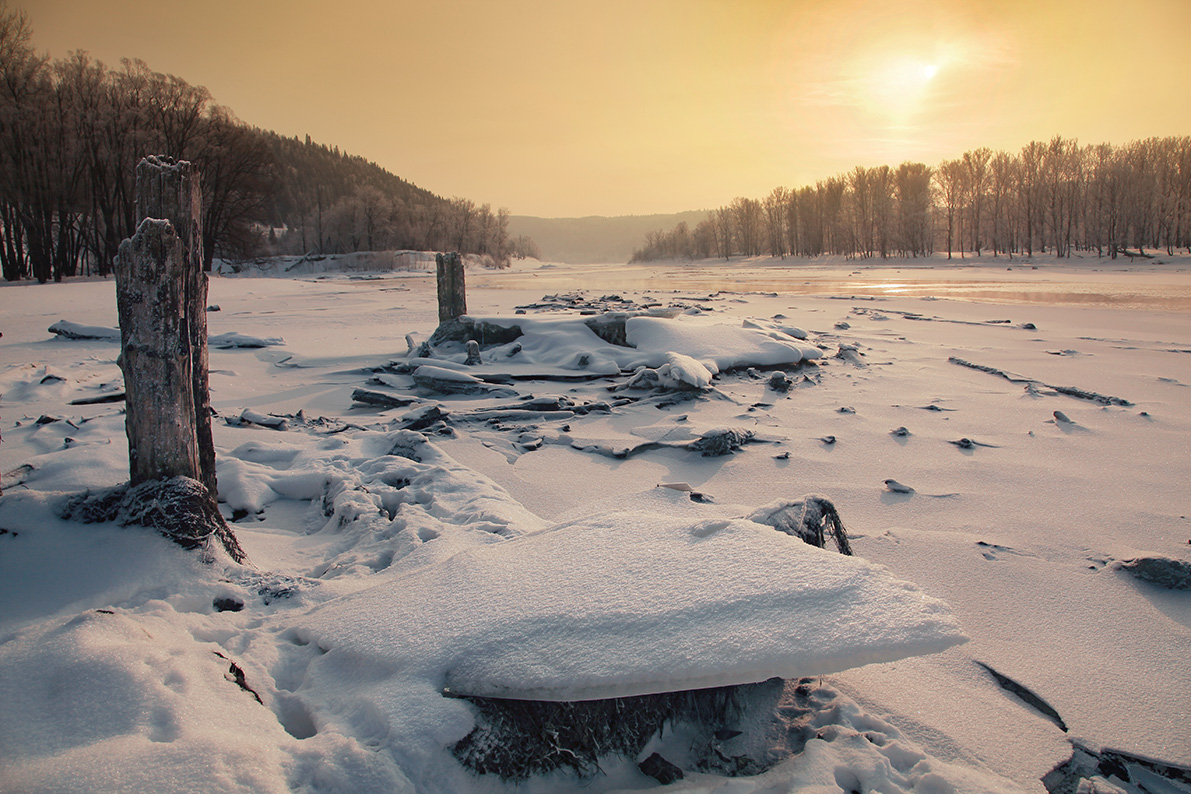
436 251 467 322
115 156 214 494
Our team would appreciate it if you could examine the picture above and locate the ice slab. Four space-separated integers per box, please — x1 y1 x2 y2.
306 498 966 702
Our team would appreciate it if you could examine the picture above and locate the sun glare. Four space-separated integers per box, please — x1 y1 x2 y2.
863 55 941 121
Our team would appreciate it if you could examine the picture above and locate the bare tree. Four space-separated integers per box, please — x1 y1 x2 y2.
792 185 820 256
730 196 763 257
848 166 873 258
0 2 48 280
783 188 801 256
1041 136 1083 257
451 197 476 253
195 106 273 268
820 178 846 256
895 162 932 257
869 165 894 259
691 218 714 259
988 151 1016 256
763 186 788 257
713 206 733 259
1019 140 1044 255
962 147 991 254
935 159 966 260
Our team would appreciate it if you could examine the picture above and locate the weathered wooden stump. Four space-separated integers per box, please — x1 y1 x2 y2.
436 251 467 322
132 155 216 497
115 218 201 483
113 155 242 561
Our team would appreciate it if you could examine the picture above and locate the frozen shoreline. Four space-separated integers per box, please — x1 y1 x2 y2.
2 256 1189 793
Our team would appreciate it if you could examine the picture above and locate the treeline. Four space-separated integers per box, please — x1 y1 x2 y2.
260 132 527 266
631 136 1191 263
0 3 526 283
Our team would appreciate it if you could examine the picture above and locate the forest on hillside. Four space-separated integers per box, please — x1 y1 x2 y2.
0 3 529 283
632 137 1191 263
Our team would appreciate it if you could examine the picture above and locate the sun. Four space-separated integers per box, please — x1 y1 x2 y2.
861 55 941 120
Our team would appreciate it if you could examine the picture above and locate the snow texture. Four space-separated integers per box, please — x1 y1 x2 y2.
306 488 966 703
4 257 1191 794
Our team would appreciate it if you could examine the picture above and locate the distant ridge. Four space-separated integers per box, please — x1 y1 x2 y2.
509 211 708 264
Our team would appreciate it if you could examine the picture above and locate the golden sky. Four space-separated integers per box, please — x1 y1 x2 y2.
20 0 1191 217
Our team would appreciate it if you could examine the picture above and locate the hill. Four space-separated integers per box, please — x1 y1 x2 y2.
0 3 522 280
508 211 708 264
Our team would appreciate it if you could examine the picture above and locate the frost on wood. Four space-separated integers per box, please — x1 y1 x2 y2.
412 365 508 395
748 496 854 555
452 681 762 781
688 426 755 456
1043 741 1191 794
60 476 246 562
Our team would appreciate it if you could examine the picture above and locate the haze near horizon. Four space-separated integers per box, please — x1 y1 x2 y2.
20 0 1191 218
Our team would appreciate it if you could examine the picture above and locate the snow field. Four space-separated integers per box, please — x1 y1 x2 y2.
2 257 1190 793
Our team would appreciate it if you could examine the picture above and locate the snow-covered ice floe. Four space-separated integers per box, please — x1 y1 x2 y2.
406 312 822 386
305 487 966 703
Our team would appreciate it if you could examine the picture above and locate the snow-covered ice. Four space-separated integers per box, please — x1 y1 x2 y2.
2 254 1191 793
306 488 966 704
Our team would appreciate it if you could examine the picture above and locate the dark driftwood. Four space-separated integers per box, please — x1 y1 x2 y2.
749 496 853 555
436 251 467 322
948 356 1133 406
350 388 420 408
69 391 126 405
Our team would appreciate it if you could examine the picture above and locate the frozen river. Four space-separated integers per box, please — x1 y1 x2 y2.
468 256 1191 312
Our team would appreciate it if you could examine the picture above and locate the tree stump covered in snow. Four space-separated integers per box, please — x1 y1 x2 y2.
436 251 467 322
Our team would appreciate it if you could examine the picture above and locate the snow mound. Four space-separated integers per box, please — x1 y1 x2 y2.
47 320 121 340
402 312 821 388
658 351 714 389
306 497 966 703
624 315 818 371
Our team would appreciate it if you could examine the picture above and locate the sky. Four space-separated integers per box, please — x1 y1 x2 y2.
17 0 1191 218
